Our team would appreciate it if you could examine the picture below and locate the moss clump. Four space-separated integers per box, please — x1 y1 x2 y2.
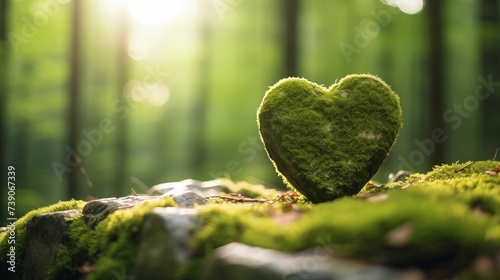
257 74 402 203
49 196 176 280
215 178 285 199
182 161 500 278
5 162 500 279
0 199 85 280
366 161 500 216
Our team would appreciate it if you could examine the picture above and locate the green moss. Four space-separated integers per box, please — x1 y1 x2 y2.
366 161 500 214
180 161 500 278
216 178 284 199
0 199 85 280
6 161 500 279
53 196 177 280
257 74 403 203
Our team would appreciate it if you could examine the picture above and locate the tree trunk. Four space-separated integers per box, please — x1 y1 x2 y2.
427 1 446 165
189 2 213 178
115 7 129 195
68 0 82 199
0 0 9 220
480 0 500 158
283 0 299 77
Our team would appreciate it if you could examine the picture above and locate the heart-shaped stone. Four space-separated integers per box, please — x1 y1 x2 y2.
257 74 402 203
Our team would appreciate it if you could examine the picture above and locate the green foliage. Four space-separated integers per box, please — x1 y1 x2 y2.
257 74 403 203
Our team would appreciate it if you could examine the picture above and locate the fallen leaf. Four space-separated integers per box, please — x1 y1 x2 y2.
480 167 500 176
276 190 298 201
365 183 376 190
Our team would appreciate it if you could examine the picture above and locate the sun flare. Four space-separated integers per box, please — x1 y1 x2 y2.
128 0 196 25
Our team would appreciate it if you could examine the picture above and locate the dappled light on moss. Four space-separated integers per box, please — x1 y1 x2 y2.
2 161 500 279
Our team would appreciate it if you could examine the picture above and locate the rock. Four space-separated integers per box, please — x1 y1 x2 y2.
83 195 157 228
22 210 80 280
134 207 199 280
257 74 402 203
200 242 403 280
148 179 222 196
166 190 207 207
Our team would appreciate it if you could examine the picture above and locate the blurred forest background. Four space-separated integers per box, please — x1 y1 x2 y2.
1 0 499 218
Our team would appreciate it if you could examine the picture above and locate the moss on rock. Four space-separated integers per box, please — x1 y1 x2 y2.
2 161 500 279
49 196 177 280
0 199 85 279
257 74 403 203
183 161 500 278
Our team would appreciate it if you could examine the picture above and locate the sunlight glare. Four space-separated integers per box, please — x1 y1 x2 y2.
125 80 170 106
381 0 424 15
128 31 150 60
396 0 424 15
380 0 398 7
128 0 196 25
147 84 170 106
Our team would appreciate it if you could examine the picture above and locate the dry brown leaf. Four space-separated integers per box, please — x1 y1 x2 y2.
276 190 298 201
480 167 500 176
365 183 376 191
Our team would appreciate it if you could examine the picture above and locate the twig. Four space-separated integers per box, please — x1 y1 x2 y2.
129 176 149 193
131 188 138 196
455 161 474 173
76 157 96 198
205 195 270 203
493 148 499 161
386 170 411 184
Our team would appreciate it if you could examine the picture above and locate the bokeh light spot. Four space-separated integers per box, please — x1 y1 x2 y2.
397 0 424 15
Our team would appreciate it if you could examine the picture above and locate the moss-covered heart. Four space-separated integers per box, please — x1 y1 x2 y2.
257 74 402 203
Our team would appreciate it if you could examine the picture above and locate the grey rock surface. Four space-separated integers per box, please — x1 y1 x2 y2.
200 242 405 280
149 179 222 196
83 195 157 228
22 210 80 280
167 190 207 208
134 207 199 280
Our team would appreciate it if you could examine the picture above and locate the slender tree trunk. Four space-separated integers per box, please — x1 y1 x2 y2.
189 2 213 178
0 0 9 220
480 0 500 158
427 1 445 165
115 7 129 194
283 0 299 77
68 0 82 199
